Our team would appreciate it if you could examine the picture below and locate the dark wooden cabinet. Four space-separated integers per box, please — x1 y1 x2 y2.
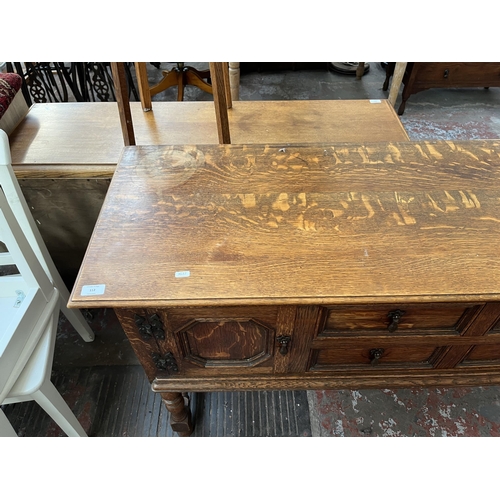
116 301 500 383
69 140 500 436
383 62 500 114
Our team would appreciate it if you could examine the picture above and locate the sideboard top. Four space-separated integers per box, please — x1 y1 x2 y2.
69 140 500 308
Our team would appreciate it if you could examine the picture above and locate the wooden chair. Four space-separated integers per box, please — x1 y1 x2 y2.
0 187 86 436
111 62 233 146
0 130 95 343
135 63 213 103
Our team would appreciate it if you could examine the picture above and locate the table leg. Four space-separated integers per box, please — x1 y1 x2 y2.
356 62 365 80
229 62 240 101
110 62 136 146
161 391 193 436
388 62 407 108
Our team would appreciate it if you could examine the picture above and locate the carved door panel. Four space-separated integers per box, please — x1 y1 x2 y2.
157 306 280 376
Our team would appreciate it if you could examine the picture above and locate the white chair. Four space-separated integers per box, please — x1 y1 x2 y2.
0 186 87 436
0 129 94 343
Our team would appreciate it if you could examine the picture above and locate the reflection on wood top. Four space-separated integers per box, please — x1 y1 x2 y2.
10 100 408 172
68 140 500 308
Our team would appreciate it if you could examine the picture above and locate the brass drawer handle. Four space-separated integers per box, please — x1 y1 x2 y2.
369 348 385 366
387 309 405 333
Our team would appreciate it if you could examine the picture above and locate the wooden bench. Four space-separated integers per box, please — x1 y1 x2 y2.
8 99 408 284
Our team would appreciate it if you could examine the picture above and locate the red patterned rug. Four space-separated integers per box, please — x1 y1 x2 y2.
0 72 22 120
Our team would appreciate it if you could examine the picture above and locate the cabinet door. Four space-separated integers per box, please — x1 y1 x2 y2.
167 306 278 375
117 305 320 379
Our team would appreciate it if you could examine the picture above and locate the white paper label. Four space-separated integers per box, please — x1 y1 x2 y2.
175 271 190 278
81 284 106 296
369 99 382 104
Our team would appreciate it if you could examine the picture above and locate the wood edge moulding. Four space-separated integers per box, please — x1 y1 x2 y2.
151 368 500 392
67 295 500 310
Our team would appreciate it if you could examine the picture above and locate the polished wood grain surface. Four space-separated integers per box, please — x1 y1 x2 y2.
9 100 408 177
69 139 500 308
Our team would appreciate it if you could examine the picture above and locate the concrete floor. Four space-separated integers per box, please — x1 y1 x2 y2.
6 61 500 437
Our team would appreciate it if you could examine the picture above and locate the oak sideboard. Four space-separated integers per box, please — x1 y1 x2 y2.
69 140 500 436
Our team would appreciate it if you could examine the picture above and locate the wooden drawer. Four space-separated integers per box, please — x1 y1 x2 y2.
462 343 500 365
457 312 500 367
319 303 481 338
408 62 500 88
490 317 500 334
310 343 440 370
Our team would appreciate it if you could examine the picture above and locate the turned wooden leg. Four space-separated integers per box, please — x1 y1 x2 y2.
229 62 240 101
161 392 193 436
356 62 365 80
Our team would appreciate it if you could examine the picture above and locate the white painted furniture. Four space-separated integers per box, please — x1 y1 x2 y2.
0 186 86 436
0 129 94 342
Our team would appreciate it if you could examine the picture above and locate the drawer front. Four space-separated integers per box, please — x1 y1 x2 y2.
412 63 500 87
490 317 500 335
310 344 440 370
462 343 500 365
319 303 480 338
457 311 500 367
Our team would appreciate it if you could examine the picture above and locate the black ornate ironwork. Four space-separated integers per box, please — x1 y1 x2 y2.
134 312 166 341
134 314 153 340
148 313 165 340
152 352 179 374
6 62 139 106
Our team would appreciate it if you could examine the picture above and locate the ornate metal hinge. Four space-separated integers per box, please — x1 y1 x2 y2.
134 313 165 340
276 335 291 356
152 352 179 374
148 313 165 340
